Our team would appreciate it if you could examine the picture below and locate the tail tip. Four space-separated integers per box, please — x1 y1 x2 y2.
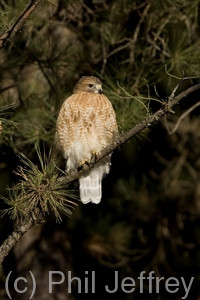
80 196 101 204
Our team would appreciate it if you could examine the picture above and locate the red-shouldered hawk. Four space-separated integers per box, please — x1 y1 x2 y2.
56 76 118 204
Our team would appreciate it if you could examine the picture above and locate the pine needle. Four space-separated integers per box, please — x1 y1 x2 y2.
1 144 78 222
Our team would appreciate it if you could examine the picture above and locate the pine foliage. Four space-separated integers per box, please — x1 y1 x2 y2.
0 0 200 299
1 145 77 222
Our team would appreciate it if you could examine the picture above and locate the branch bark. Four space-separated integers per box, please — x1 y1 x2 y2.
0 208 44 265
0 0 43 49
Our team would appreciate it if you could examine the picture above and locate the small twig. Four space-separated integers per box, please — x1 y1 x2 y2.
165 64 181 81
130 2 151 63
153 85 164 102
165 66 200 103
47 0 58 6
0 84 17 93
106 42 130 59
100 32 107 75
115 81 151 113
165 70 200 106
166 101 200 135
0 208 44 265
0 0 43 49
37 60 56 92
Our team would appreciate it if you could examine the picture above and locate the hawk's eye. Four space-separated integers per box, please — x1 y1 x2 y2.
88 84 94 88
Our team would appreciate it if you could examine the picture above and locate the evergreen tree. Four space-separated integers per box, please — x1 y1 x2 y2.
0 0 200 299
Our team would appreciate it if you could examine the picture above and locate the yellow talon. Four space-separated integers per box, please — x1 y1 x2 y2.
92 150 98 156
79 159 87 165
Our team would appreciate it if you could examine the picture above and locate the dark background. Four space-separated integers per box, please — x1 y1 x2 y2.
0 0 200 299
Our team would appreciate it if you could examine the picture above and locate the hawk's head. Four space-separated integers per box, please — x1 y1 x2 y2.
73 76 103 94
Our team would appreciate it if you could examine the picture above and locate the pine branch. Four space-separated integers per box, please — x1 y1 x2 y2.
0 0 43 49
0 208 44 265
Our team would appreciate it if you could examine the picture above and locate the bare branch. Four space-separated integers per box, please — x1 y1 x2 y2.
0 208 44 265
166 101 200 135
130 2 151 63
0 0 43 49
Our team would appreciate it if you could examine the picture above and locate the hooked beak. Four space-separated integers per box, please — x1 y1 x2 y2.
98 88 103 94
95 84 103 94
